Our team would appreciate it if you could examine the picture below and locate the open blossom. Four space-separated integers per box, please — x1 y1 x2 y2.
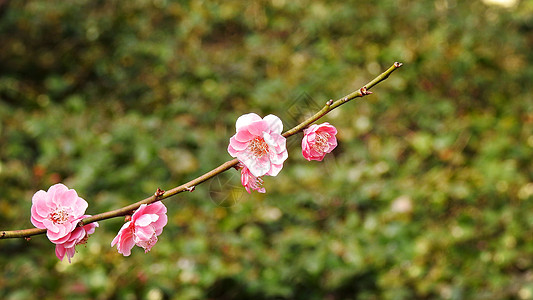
30 183 89 244
228 113 288 177
55 216 99 263
301 122 338 161
111 201 167 256
240 164 266 194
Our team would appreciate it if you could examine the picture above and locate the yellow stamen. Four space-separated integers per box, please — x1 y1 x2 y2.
49 208 69 224
248 137 269 158
312 132 331 152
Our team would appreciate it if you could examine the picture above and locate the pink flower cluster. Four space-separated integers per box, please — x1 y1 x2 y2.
30 184 168 261
27 113 339 262
228 113 288 194
228 113 288 177
228 114 338 193
111 201 167 256
302 122 338 161
30 183 98 262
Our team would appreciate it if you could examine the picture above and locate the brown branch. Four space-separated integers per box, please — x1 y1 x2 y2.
0 62 403 240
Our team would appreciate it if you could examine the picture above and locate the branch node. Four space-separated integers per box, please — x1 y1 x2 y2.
394 62 403 68
326 99 333 106
360 87 373 96
186 186 195 192
24 237 31 241
125 215 132 222
154 188 165 198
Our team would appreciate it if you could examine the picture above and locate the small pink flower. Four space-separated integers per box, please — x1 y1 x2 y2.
228 113 288 177
301 122 338 161
111 201 167 256
55 215 99 263
30 183 89 244
240 164 266 194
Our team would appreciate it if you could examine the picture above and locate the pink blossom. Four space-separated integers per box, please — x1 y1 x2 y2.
228 113 288 177
240 164 266 194
111 201 167 256
55 215 99 263
30 183 89 244
301 122 338 161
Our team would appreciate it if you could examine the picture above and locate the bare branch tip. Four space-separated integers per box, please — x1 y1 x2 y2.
394 62 403 68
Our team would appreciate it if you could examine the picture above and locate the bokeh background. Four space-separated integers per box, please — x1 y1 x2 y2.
1 0 533 299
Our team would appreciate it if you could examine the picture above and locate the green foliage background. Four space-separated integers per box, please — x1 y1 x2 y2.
1 0 533 299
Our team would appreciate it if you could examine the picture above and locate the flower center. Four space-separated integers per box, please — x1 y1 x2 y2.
248 137 269 158
49 207 69 224
138 234 158 253
312 131 331 153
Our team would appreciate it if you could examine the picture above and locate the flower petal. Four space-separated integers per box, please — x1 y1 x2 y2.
134 225 156 241
135 214 159 227
119 235 135 256
55 245 66 261
48 184 69 205
263 114 283 134
229 136 249 151
30 215 45 229
266 162 281 176
111 222 132 246
32 190 50 218
246 121 268 136
57 189 77 208
235 130 255 142
235 113 262 130
239 152 271 177
72 197 88 217
131 204 148 222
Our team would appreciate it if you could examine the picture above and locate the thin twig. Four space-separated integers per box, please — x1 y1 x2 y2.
0 62 403 240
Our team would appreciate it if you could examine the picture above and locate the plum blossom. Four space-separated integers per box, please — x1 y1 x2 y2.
240 164 266 194
30 183 89 244
228 113 288 177
301 122 338 161
111 201 167 256
55 216 99 263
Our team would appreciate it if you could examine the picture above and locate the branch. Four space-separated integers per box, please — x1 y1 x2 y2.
282 62 402 137
0 62 403 240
